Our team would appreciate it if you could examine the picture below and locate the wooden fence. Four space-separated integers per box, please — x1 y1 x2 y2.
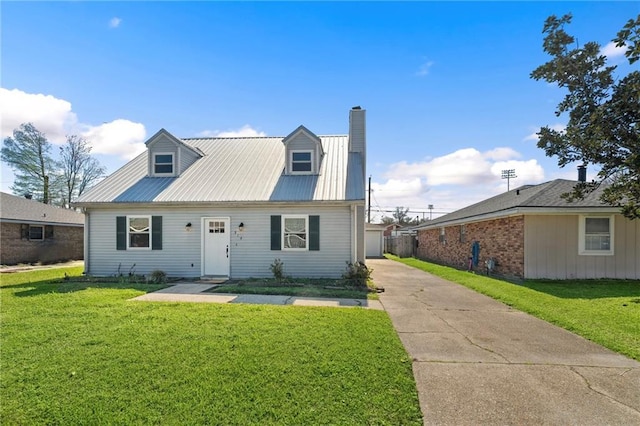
384 234 416 258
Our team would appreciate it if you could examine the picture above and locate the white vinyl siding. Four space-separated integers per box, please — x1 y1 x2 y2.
86 205 353 279
179 146 200 174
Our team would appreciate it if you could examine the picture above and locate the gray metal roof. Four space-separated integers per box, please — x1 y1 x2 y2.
75 134 365 204
417 179 615 228
0 192 84 225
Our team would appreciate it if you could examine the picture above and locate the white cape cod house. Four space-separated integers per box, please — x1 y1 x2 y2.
74 107 367 279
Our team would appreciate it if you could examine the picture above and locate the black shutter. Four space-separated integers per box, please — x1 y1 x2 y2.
152 216 162 250
116 216 126 250
20 224 29 239
271 215 281 250
309 215 320 251
45 225 54 239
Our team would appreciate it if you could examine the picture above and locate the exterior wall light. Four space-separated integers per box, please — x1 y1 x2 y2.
185 222 192 232
238 222 245 232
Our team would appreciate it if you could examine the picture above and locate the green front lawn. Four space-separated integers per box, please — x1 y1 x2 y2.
1 268 422 425
388 255 640 361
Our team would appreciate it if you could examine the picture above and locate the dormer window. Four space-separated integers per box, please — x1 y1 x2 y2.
282 125 323 175
291 151 313 173
154 153 174 175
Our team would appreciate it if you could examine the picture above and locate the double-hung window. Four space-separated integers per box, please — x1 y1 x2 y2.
579 215 614 255
154 153 174 175
271 215 319 251
117 216 162 251
290 151 312 173
29 225 44 240
128 216 151 249
283 215 308 250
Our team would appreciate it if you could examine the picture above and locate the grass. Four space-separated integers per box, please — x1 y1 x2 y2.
387 255 640 361
1 267 422 425
209 277 379 300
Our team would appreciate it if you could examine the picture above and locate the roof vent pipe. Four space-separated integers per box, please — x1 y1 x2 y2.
578 165 587 182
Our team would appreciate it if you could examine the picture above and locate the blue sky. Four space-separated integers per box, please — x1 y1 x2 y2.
2 1 638 220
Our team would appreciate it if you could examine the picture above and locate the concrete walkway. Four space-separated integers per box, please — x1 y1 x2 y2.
131 283 384 310
368 258 640 425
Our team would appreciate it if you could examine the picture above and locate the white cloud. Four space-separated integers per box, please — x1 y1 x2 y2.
0 88 78 143
385 148 502 185
196 125 266 138
369 147 546 221
373 178 426 201
483 147 521 161
600 41 626 59
109 17 122 28
416 61 434 76
0 88 146 160
81 120 146 159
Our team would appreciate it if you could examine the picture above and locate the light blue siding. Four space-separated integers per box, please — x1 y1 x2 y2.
87 204 353 279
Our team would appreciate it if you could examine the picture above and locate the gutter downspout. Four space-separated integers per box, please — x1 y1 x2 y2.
83 210 89 274
351 204 357 263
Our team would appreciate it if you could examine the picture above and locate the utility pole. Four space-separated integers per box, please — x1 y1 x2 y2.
501 169 517 191
367 175 371 223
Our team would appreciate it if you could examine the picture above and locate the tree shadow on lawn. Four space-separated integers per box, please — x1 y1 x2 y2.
5 277 168 298
518 279 640 300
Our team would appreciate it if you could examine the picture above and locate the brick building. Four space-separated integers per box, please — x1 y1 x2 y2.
1 192 84 265
415 179 640 280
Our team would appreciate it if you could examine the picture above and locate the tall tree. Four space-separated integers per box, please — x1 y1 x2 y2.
1 123 55 203
392 206 411 226
58 135 106 206
530 14 640 219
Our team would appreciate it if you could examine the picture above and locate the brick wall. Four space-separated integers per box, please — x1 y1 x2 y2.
0 222 84 265
416 216 525 278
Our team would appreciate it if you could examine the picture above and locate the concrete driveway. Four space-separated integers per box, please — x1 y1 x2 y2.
368 258 640 425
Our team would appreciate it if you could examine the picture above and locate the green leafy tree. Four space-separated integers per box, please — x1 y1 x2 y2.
531 14 640 219
2 123 106 207
1 123 55 203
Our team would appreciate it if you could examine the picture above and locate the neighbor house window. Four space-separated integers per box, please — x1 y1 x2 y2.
290 151 313 173
29 225 44 240
128 216 151 249
154 153 174 175
459 224 466 243
439 227 446 243
579 215 614 255
282 215 308 250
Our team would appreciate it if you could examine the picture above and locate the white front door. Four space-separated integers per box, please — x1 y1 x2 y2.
202 217 230 276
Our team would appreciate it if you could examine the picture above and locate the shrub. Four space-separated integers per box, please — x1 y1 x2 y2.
342 261 371 287
149 269 167 284
270 259 285 282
